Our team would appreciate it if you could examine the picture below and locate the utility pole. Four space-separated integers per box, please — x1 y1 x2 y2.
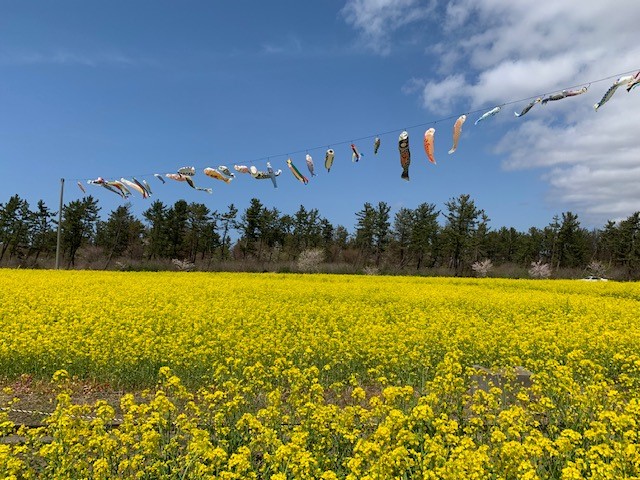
55 178 64 269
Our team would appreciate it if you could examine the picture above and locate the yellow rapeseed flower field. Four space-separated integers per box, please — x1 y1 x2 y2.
1 270 640 478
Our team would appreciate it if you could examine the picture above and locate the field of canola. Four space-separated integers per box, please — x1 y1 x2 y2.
1 270 640 479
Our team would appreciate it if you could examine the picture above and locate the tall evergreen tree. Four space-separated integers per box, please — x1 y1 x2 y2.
0 194 31 261
617 212 640 278
184 203 213 262
29 199 56 261
219 204 238 260
393 207 414 267
442 194 484 275
239 198 264 258
354 202 376 263
372 201 391 265
143 200 169 259
166 200 190 259
96 204 144 267
556 211 588 268
410 203 439 270
61 196 100 266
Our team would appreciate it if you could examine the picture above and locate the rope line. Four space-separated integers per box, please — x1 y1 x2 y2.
65 67 640 182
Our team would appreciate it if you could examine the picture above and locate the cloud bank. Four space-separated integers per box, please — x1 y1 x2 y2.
343 0 640 224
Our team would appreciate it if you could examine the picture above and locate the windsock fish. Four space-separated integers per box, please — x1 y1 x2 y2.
249 166 263 178
107 180 130 198
154 173 166 184
423 128 436 165
142 180 153 195
306 154 316 177
233 164 251 174
204 167 233 184
374 137 381 154
102 183 126 198
249 165 282 184
77 181 86 194
106 180 135 198
133 177 151 197
475 106 501 125
178 166 196 176
541 87 587 105
448 115 466 154
267 162 278 188
121 178 148 198
627 71 640 92
325 149 335 172
87 177 106 185
398 131 410 181
514 98 541 118
218 166 235 178
594 75 633 110
287 158 309 184
88 177 124 198
166 173 212 193
351 144 363 162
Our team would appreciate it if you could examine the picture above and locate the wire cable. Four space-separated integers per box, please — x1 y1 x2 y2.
66 68 639 182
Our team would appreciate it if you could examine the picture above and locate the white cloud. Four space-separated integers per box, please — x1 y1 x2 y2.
341 0 640 223
261 35 303 55
341 0 434 55
0 48 137 67
412 0 640 224
421 73 467 113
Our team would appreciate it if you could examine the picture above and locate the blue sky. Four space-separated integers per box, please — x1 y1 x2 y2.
2 1 640 232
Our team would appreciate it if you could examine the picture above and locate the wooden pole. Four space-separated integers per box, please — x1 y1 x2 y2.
55 178 64 269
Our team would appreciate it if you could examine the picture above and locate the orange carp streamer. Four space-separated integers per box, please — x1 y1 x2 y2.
448 115 466 154
423 128 436 165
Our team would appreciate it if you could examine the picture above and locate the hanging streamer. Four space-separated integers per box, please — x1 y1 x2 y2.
165 173 212 193
626 71 640 92
448 115 466 154
594 75 634 110
154 173 166 184
132 178 150 197
351 144 363 162
109 180 131 198
541 87 588 105
475 106 501 125
178 166 196 176
204 167 233 184
267 162 279 188
306 154 316 177
234 165 251 174
77 181 86 194
218 166 235 178
88 178 129 198
514 98 541 117
423 128 436 165
325 149 335 172
121 178 148 198
142 180 153 195
249 164 281 188
287 158 309 184
398 131 410 181
374 137 381 154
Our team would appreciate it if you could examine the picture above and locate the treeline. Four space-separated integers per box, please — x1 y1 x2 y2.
2 192 640 279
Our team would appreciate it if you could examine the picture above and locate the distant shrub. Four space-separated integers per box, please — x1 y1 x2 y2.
297 248 324 273
471 259 493 277
529 260 552 279
363 265 380 276
172 259 195 271
586 260 608 278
